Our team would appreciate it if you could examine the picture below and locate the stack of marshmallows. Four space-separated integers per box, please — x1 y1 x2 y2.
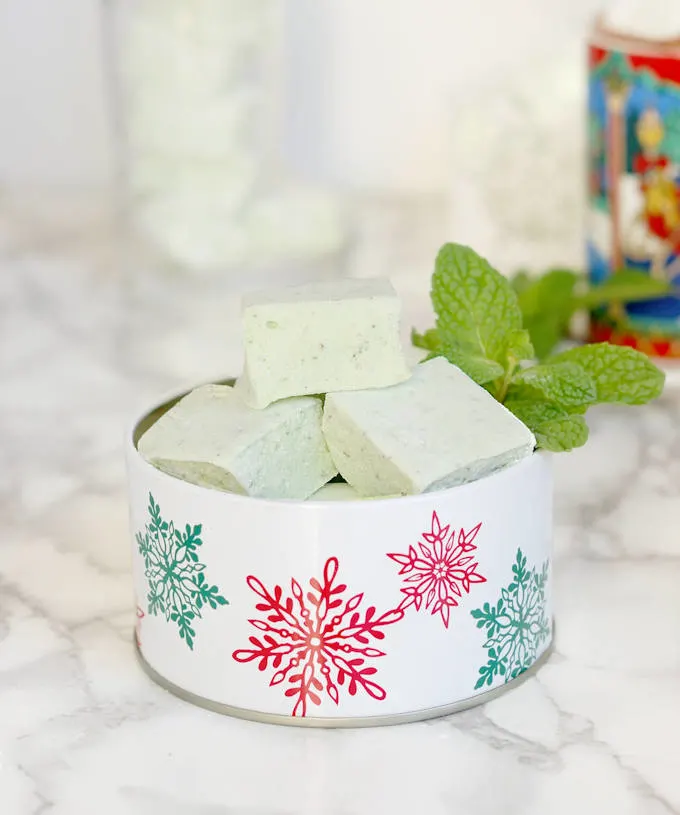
138 279 536 501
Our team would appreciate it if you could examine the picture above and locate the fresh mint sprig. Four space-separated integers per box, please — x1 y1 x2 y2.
510 267 674 360
413 244 665 452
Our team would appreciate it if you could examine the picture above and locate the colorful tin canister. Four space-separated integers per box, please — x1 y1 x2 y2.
127 389 554 727
588 19 680 356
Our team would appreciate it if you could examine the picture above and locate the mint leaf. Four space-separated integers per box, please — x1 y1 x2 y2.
436 344 504 384
516 269 578 320
515 270 578 360
534 415 589 452
505 397 589 452
511 361 597 407
525 315 565 361
510 270 533 296
504 397 566 427
548 343 665 404
432 244 522 363
411 328 442 352
411 326 504 384
575 269 673 310
513 267 673 360
412 325 504 384
505 328 535 362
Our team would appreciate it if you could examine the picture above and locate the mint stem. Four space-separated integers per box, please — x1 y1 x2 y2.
495 358 518 403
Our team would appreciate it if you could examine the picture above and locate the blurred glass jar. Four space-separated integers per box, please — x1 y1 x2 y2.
103 0 344 277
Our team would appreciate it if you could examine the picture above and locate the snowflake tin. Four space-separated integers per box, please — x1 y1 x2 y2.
127 389 554 727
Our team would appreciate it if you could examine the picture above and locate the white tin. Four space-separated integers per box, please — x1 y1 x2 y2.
128 391 553 727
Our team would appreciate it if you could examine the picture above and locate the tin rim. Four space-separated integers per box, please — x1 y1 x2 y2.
134 637 554 729
128 383 550 510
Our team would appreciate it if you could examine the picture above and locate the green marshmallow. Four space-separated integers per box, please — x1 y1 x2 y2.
323 357 536 497
234 278 411 409
138 384 337 500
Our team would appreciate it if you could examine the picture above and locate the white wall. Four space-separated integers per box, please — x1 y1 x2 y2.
0 0 113 186
284 0 604 193
0 0 605 192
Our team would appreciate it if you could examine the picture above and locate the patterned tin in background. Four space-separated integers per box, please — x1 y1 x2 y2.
588 20 680 356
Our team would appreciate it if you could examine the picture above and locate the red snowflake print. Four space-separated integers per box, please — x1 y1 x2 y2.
387 511 486 629
232 557 404 717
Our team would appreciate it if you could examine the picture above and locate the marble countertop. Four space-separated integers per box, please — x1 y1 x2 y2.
1 193 679 815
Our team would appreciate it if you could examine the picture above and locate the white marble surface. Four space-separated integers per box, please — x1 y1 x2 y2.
1 193 679 815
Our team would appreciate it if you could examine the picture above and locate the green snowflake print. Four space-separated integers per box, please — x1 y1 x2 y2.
470 549 550 690
136 493 228 650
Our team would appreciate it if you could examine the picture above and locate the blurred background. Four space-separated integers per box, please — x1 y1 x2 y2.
1 0 594 194
5 0 679 389
0 0 598 271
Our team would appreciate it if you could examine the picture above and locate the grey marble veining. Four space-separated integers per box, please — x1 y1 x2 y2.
0 194 679 815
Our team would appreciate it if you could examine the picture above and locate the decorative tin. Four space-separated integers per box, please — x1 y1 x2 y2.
588 19 680 356
127 392 554 727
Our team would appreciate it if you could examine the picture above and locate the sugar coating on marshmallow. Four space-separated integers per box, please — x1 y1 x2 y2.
234 278 411 409
137 384 336 500
322 357 535 497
